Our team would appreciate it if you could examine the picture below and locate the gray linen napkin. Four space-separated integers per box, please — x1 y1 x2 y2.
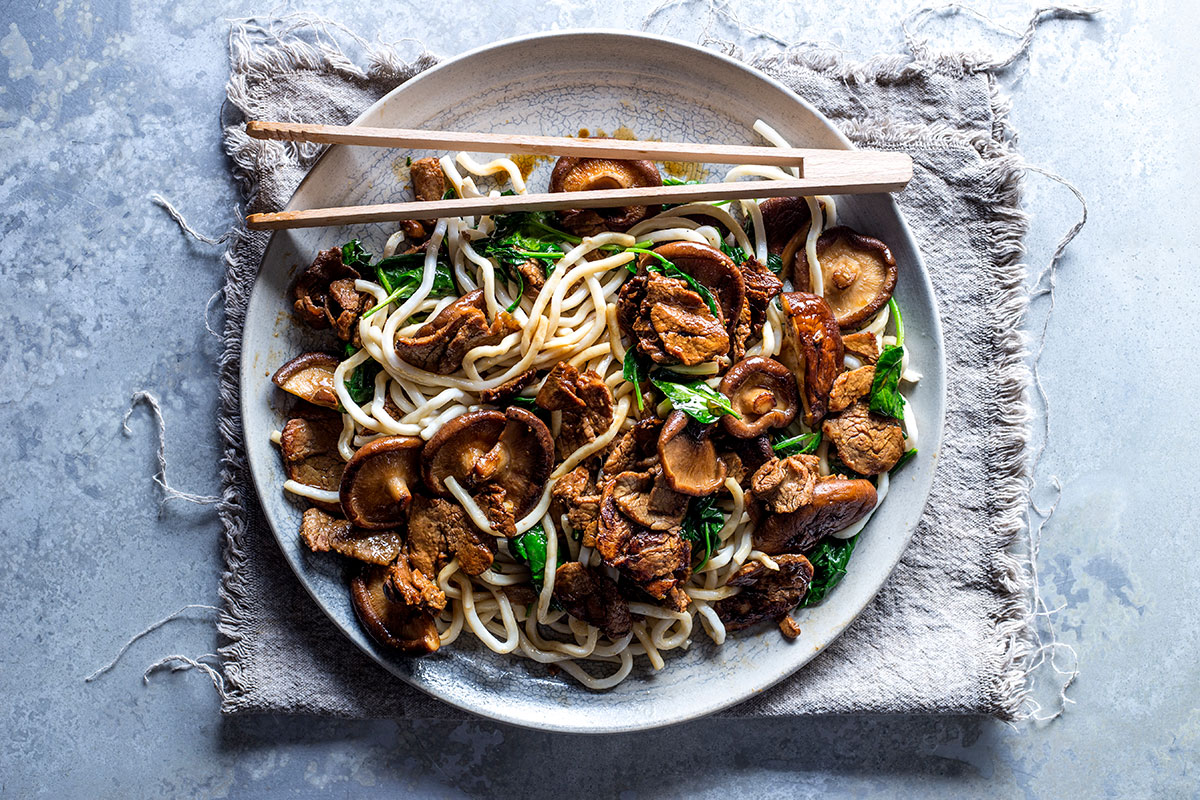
217 19 1036 719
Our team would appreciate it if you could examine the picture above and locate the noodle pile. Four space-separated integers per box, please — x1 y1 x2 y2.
276 120 920 688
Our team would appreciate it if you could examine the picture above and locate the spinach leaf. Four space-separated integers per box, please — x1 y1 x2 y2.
483 210 580 309
622 350 649 413
890 447 917 474
766 253 784 274
341 239 372 272
650 376 739 424
868 344 905 420
720 241 749 265
442 187 457 200
509 523 565 593
889 297 905 347
341 343 381 405
773 432 821 457
681 494 725 570
799 534 858 607
663 177 701 186
363 252 456 320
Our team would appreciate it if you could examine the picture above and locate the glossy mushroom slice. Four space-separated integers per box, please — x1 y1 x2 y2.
719 357 800 438
779 292 843 428
350 564 441 655
714 554 815 631
657 410 728 496
271 352 341 410
752 476 877 555
793 226 898 329
422 406 554 524
758 196 814 255
548 156 662 236
822 399 905 475
338 436 423 530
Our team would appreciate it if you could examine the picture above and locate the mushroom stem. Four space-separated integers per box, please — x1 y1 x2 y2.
385 474 409 504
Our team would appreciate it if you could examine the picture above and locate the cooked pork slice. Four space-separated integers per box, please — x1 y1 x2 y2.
406 495 496 577
714 554 815 631
822 399 905 475
393 289 519 375
410 156 446 202
479 368 538 405
536 362 615 460
750 455 820 514
298 507 405 566
385 549 447 614
552 562 632 638
550 465 602 547
841 331 880 365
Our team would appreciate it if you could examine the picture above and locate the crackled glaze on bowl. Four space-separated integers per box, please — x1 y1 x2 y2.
240 31 945 733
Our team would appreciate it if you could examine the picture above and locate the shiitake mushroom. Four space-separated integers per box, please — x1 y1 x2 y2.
549 156 663 236
271 352 341 409
793 226 898 329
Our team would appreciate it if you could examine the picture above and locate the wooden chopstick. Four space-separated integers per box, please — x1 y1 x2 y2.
243 121 912 231
247 170 909 231
250 120 843 168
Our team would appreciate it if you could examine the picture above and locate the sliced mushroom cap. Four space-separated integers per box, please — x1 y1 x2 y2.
719 357 799 438
779 292 843 428
350 564 440 655
752 476 877 555
422 407 554 520
339 436 424 530
271 352 342 409
641 241 746 338
758 197 814 255
657 410 728 496
549 156 662 235
794 226 898 329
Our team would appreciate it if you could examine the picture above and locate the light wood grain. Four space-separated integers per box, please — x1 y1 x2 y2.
246 170 911 230
246 120 905 172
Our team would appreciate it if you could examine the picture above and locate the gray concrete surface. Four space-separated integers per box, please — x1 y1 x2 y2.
1 0 1196 797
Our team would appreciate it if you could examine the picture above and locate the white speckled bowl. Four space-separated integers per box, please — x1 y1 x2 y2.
241 31 945 732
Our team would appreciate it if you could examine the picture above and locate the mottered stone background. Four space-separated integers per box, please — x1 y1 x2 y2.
1 0 1196 796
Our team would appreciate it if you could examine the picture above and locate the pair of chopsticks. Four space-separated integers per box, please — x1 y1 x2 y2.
244 121 913 231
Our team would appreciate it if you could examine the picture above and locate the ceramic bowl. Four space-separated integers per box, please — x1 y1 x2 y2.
240 30 945 732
